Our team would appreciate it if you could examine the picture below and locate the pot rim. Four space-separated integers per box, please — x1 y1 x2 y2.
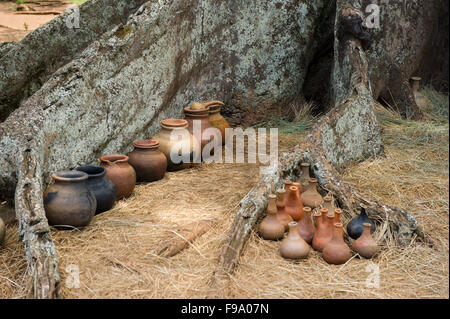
76 165 106 178
100 154 129 164
133 139 160 149
161 118 188 129
301 162 311 167
52 170 88 182
183 106 210 115
411 76 422 81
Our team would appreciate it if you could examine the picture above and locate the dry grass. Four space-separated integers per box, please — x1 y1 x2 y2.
0 98 448 299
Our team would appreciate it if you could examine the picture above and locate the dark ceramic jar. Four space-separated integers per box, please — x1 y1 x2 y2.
43 170 96 228
128 139 167 182
100 155 136 199
76 165 116 215
347 205 375 240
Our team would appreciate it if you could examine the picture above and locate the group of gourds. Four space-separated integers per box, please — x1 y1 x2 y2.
258 163 378 265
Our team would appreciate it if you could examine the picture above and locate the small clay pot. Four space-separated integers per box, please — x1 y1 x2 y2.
297 207 315 244
312 208 334 252
128 139 167 182
184 106 219 158
100 155 136 199
347 205 375 240
43 171 96 228
280 221 311 260
259 195 285 240
76 166 116 215
302 178 323 209
207 101 230 146
298 163 310 194
276 189 293 231
352 223 378 259
152 119 201 171
0 217 5 246
284 186 303 221
323 223 351 265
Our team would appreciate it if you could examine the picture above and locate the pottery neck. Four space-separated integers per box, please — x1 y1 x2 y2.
287 222 300 239
284 180 293 191
300 207 313 225
334 208 342 224
411 77 421 93
301 164 310 179
292 182 301 196
276 190 286 207
132 140 160 153
331 224 345 244
160 119 189 133
314 212 322 227
100 155 130 168
286 187 299 202
52 171 88 187
267 195 278 216
360 223 373 239
320 208 329 224
306 178 318 193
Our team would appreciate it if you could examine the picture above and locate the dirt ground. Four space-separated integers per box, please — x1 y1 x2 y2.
0 1 72 43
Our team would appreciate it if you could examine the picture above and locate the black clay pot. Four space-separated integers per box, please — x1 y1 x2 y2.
76 166 117 215
347 205 375 240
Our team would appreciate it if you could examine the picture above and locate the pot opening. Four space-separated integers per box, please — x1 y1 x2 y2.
52 170 88 182
100 155 129 164
133 139 159 149
76 165 106 178
161 119 188 129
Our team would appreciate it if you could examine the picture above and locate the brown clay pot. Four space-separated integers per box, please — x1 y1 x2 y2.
0 217 5 246
302 178 323 209
128 139 167 183
352 223 378 259
298 163 310 194
410 77 430 111
323 223 351 265
43 171 96 228
100 155 136 199
152 119 201 171
280 221 311 260
259 194 285 240
276 189 293 231
312 208 334 252
297 207 315 244
284 186 303 221
206 101 230 146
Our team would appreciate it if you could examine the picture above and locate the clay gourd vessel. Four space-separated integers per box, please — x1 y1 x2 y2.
276 189 293 231
302 178 323 209
259 195 285 240
352 223 378 259
152 119 201 171
128 139 167 183
312 208 334 252
99 155 136 199
43 171 96 228
347 205 375 240
76 166 116 215
183 106 218 159
0 217 5 246
323 195 335 213
323 223 351 265
280 221 311 260
298 163 311 194
297 207 315 244
206 101 230 146
284 186 303 221
410 77 430 111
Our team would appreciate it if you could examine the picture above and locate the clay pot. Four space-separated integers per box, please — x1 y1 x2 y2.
99 155 136 199
298 163 310 193
284 186 303 221
276 189 293 231
152 119 201 171
312 208 334 252
297 207 315 244
280 221 311 260
352 223 378 259
410 77 430 111
302 178 323 209
259 194 285 240
207 101 230 146
347 205 375 240
323 223 351 265
0 217 5 246
76 166 117 215
43 171 96 228
128 139 167 182
183 106 218 158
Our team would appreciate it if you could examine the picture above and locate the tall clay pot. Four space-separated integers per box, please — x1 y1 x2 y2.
183 106 218 159
276 189 293 231
152 119 201 171
280 221 311 260
128 139 167 182
298 163 310 194
297 207 315 244
76 166 116 215
43 171 96 228
302 178 323 209
323 223 351 265
100 155 136 199
0 217 5 246
259 195 285 240
352 223 378 259
312 208 334 252
347 205 375 240
284 186 303 221
206 101 230 146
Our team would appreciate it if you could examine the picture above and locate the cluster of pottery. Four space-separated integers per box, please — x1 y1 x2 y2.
43 100 230 229
258 163 378 264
